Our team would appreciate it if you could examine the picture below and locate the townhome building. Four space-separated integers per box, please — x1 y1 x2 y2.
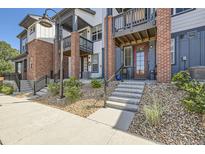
13 8 205 84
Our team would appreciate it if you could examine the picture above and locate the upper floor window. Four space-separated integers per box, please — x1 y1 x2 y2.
29 25 35 35
92 24 102 42
21 37 27 53
172 8 193 15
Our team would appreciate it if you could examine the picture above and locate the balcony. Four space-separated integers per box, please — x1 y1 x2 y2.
113 8 157 47
63 36 93 56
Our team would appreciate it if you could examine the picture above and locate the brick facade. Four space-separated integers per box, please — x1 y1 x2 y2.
63 55 69 78
27 39 53 80
53 39 60 74
156 9 171 83
71 32 80 79
104 16 115 80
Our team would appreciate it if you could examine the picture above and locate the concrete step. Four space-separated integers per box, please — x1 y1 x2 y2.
118 84 144 89
112 91 142 99
40 88 48 93
106 101 138 112
115 88 143 94
120 81 145 86
108 96 140 104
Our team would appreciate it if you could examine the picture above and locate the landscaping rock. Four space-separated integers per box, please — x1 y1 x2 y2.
128 83 205 145
35 81 118 118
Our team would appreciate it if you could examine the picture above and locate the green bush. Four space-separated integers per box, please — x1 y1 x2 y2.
48 82 59 96
64 86 81 103
182 80 205 113
0 81 3 93
64 77 82 88
172 71 191 89
143 102 163 126
172 71 205 114
1 83 14 95
91 79 102 88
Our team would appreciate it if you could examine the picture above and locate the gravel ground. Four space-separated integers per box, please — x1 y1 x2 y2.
128 83 205 145
36 81 118 118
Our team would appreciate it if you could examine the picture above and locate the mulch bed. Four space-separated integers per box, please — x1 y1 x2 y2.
128 83 205 145
35 81 118 118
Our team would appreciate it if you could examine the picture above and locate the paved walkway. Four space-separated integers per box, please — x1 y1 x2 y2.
0 94 155 145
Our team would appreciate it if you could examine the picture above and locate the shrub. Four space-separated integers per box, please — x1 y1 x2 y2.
48 82 59 96
173 71 205 114
172 71 191 89
143 96 163 126
91 79 102 88
182 80 205 113
0 81 3 93
1 83 14 95
64 86 81 103
64 77 82 88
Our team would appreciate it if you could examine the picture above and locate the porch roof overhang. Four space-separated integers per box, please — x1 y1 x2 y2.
19 14 42 29
12 52 28 62
53 8 94 32
16 29 27 39
114 26 157 47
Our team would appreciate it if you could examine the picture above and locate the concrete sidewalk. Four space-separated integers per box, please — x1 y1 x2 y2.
0 95 155 145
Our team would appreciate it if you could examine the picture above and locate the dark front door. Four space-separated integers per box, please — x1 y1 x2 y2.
134 43 148 79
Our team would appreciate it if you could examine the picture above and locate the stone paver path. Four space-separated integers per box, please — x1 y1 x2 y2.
0 94 155 145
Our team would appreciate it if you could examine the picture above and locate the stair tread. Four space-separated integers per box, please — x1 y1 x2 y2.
108 96 140 103
106 100 138 112
112 91 142 98
115 88 143 93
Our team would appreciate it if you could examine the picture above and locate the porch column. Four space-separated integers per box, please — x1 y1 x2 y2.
156 9 171 83
71 32 80 79
15 62 18 73
104 15 115 80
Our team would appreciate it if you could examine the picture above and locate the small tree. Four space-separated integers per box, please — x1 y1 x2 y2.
0 41 19 75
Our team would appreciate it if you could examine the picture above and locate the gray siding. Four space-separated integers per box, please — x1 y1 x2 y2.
172 27 205 75
172 9 205 33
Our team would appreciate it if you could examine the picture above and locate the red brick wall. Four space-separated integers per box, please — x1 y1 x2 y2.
63 55 69 78
53 39 60 74
104 16 115 80
27 39 53 80
156 9 171 83
71 32 80 79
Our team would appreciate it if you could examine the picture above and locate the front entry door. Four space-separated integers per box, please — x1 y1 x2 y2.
134 44 148 79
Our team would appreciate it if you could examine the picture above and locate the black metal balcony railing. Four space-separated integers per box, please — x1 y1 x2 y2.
63 36 93 53
113 8 156 33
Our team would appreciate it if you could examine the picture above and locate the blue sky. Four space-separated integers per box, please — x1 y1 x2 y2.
0 8 61 50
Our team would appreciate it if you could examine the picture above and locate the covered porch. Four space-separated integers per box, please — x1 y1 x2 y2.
12 52 28 80
54 8 94 79
113 8 157 80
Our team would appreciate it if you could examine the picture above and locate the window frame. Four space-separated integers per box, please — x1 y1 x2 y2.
171 38 176 65
91 53 99 73
171 8 194 16
29 25 35 35
124 46 133 67
91 24 102 42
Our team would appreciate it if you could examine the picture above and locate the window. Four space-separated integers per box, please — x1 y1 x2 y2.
172 8 193 15
136 51 145 74
21 37 27 53
124 46 133 67
91 54 99 73
91 24 102 42
29 25 35 35
171 38 176 65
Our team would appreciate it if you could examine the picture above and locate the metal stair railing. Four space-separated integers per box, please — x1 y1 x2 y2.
104 64 124 107
33 75 48 95
2 73 21 92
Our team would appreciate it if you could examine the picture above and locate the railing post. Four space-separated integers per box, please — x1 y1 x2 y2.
33 81 36 95
45 75 48 87
103 80 107 108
